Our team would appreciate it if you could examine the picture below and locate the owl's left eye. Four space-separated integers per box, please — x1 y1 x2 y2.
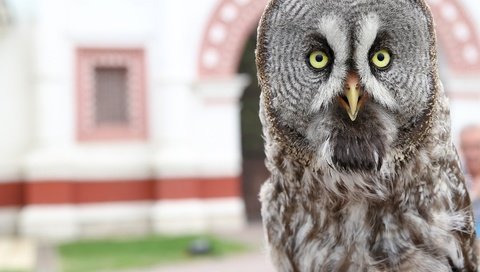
371 49 392 69
308 51 330 70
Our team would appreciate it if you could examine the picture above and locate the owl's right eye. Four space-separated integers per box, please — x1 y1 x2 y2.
371 49 391 69
308 51 330 70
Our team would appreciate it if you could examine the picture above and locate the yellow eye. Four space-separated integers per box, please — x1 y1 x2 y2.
371 49 391 69
309 51 329 70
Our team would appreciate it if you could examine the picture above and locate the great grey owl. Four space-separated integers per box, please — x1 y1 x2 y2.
256 0 478 271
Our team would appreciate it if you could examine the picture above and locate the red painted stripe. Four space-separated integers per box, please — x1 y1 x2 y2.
200 178 241 198
156 177 241 200
25 180 154 205
26 182 72 205
75 180 154 204
6 177 242 206
0 182 23 206
156 179 198 200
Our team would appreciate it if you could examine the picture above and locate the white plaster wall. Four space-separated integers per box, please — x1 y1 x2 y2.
0 208 19 235
22 0 158 179
152 198 246 234
154 76 248 178
23 144 153 181
33 0 161 148
152 0 220 148
23 0 245 181
20 205 79 241
20 198 246 241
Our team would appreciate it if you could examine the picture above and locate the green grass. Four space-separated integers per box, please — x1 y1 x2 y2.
58 234 248 272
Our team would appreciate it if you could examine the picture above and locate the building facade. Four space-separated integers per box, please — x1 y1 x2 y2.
0 0 479 240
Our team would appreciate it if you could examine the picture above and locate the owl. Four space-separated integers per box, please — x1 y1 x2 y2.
256 0 478 271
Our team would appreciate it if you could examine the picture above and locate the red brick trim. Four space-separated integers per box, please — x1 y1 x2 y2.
26 182 72 205
0 177 242 206
0 182 24 207
155 177 242 200
25 180 154 205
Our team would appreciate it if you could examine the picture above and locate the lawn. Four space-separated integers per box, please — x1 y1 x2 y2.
58 234 248 272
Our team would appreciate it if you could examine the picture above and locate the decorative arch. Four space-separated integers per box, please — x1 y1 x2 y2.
198 0 480 78
428 0 480 74
198 0 269 78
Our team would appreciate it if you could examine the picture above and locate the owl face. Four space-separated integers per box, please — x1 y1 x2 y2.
257 0 437 172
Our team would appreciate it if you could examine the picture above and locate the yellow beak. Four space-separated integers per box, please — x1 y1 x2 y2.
339 72 365 121
345 83 360 121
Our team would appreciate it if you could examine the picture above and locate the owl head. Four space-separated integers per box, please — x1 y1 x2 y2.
257 0 439 172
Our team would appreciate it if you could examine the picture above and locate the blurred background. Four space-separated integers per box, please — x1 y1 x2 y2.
0 0 479 271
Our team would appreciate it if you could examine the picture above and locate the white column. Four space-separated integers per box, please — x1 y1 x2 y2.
0 10 35 235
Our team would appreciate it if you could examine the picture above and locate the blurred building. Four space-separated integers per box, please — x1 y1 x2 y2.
0 0 479 240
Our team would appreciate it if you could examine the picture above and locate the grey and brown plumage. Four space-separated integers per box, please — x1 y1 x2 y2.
256 0 478 271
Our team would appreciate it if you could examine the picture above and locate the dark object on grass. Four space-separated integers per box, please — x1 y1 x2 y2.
187 238 213 256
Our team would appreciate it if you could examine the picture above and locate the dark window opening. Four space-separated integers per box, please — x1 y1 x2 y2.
94 67 129 125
